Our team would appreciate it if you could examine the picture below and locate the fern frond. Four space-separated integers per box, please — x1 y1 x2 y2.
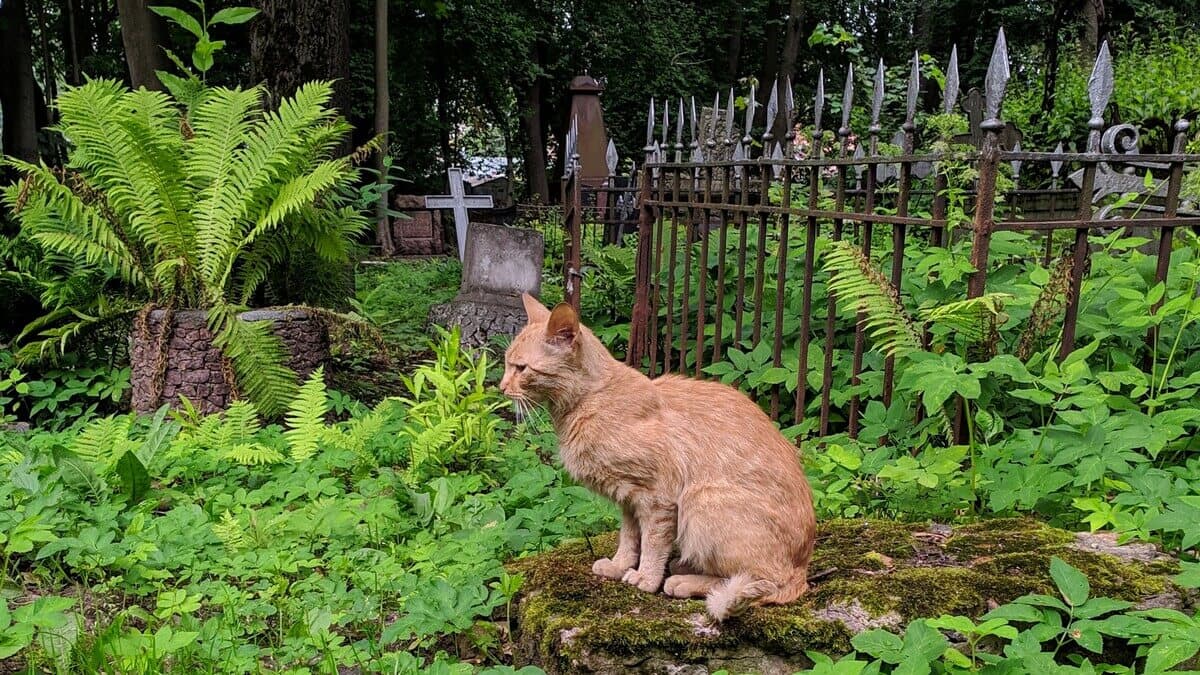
922 294 1013 343
223 443 284 465
2 162 150 291
55 80 190 260
207 303 299 417
72 416 135 470
822 240 924 359
403 418 454 484
188 86 265 287
212 510 250 551
284 366 328 461
221 400 262 442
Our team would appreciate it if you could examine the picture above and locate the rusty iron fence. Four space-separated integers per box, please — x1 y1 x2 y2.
574 30 1200 441
558 122 642 310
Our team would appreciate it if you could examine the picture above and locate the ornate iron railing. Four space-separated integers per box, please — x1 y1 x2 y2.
598 30 1200 441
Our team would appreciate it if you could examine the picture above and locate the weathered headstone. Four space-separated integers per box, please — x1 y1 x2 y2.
392 195 444 256
428 222 545 349
425 167 494 261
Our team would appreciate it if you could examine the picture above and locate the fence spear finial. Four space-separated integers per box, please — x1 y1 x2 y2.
708 91 720 152
661 100 669 149
645 98 655 150
1010 140 1022 182
690 96 699 146
983 28 1010 129
765 79 780 143
724 87 736 146
675 99 685 160
1050 141 1065 181
870 59 885 135
744 82 756 144
814 68 825 135
784 76 794 135
943 46 959 115
1086 41 1114 151
839 64 854 141
905 51 920 129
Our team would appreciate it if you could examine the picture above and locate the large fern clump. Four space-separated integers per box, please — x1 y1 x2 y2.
1 79 370 414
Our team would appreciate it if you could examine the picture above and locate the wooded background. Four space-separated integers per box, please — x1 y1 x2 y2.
1 0 1198 202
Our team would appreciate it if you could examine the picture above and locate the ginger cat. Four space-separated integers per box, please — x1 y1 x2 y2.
500 294 816 620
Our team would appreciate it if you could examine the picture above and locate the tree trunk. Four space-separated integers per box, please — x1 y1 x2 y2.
65 0 83 85
774 0 804 139
726 11 744 81
116 0 170 90
250 0 352 154
520 45 550 204
373 0 395 256
1079 0 1104 60
1039 0 1070 123
0 0 40 163
432 20 453 171
757 0 783 118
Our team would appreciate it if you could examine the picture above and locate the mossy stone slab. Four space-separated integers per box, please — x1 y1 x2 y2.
509 518 1193 674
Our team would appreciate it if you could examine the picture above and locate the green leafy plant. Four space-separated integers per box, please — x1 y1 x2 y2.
3 79 370 414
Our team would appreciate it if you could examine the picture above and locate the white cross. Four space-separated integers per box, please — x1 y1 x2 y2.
424 167 494 261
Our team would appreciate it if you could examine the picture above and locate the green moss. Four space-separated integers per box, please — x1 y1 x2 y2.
510 519 1188 674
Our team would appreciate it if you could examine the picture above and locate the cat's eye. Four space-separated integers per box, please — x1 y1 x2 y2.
512 363 526 373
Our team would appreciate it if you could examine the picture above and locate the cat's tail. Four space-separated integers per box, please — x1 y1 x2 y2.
705 573 779 622
706 568 810 622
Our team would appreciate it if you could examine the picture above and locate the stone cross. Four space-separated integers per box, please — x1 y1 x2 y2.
424 167 493 261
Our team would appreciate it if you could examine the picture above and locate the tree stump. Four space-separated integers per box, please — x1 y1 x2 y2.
129 308 329 414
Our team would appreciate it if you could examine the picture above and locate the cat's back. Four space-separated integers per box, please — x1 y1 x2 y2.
651 374 779 435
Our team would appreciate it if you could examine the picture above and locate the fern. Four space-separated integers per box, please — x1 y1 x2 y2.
822 240 924 359
2 79 368 412
212 510 250 551
922 294 1013 346
223 443 285 466
403 418 455 484
72 416 135 470
221 400 261 442
284 367 328 461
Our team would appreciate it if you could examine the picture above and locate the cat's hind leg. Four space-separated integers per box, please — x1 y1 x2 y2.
663 574 723 598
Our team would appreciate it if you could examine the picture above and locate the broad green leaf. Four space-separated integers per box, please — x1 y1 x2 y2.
1050 557 1090 606
850 628 902 661
149 5 204 37
1145 638 1200 673
209 7 259 24
115 450 151 505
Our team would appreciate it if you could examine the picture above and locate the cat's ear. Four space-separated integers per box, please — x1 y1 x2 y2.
522 293 551 323
545 303 580 347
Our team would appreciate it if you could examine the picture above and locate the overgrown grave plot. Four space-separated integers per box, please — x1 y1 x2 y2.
511 519 1197 674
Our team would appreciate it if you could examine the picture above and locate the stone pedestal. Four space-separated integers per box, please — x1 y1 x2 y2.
428 222 544 349
510 518 1195 674
130 308 328 414
393 195 445 256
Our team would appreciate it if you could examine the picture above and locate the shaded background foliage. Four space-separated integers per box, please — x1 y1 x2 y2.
2 0 1200 341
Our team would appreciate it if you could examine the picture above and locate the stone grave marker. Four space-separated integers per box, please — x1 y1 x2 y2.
428 222 545 348
392 195 444 255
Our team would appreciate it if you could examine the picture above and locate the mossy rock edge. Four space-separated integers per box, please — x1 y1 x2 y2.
508 518 1194 674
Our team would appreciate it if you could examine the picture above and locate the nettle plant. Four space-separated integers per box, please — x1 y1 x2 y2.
2 79 370 415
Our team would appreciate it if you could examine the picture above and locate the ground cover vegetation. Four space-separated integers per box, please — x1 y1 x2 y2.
2 0 1200 672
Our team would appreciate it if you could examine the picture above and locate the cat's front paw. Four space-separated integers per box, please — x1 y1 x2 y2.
592 557 631 580
621 567 663 593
